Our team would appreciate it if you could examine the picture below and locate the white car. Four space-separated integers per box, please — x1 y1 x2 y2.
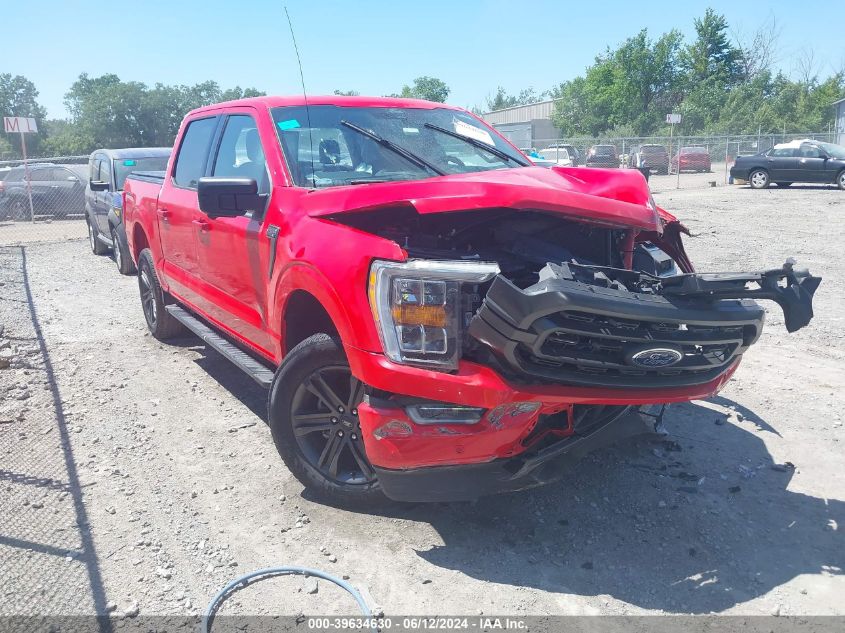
538 147 573 167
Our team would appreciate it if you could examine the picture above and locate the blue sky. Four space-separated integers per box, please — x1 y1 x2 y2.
6 0 844 118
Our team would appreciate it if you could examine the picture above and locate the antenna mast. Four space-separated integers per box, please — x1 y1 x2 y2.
284 6 315 186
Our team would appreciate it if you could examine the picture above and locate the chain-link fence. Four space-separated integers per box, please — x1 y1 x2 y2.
1 132 841 247
0 156 90 247
527 132 838 191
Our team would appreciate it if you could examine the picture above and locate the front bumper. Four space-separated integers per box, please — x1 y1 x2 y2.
372 405 654 502
348 343 738 473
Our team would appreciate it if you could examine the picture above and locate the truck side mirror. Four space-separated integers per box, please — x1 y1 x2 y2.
197 177 262 218
89 180 110 191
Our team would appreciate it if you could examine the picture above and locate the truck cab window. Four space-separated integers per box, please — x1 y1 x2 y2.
98 160 112 187
173 117 217 189
212 115 269 194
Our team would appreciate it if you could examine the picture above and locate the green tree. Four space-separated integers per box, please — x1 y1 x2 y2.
397 76 450 102
676 9 743 133
682 9 742 86
333 89 360 96
0 73 48 157
61 74 265 151
484 87 546 111
551 29 683 136
40 119 95 156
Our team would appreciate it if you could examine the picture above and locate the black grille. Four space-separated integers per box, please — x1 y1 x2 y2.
530 310 747 378
468 274 766 389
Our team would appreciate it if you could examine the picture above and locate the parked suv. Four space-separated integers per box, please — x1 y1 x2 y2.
85 148 171 273
586 144 619 168
122 96 818 507
631 144 669 174
0 163 87 220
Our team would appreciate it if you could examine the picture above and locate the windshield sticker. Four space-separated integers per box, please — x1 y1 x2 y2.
277 119 301 131
453 119 494 146
402 127 420 134
123 160 136 166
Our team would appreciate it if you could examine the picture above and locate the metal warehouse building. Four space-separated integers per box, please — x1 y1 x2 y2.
835 97 845 146
481 99 561 149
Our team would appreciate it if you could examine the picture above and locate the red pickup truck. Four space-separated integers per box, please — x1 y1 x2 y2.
123 95 819 506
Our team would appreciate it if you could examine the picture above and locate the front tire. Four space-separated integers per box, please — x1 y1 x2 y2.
137 248 184 340
749 169 770 189
268 334 385 508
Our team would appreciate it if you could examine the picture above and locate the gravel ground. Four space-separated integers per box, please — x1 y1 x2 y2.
0 183 843 620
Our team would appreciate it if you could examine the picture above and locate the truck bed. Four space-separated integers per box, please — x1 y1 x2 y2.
126 170 166 185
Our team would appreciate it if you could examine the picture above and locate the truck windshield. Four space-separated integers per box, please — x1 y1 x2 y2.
271 105 526 188
114 156 170 190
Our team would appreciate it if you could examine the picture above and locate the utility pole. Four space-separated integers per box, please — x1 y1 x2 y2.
20 129 35 223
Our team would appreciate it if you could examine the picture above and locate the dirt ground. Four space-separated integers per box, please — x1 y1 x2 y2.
0 182 843 621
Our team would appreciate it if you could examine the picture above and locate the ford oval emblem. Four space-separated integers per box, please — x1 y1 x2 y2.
629 348 684 368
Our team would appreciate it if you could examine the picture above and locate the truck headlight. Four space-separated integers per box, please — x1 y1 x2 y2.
368 259 499 371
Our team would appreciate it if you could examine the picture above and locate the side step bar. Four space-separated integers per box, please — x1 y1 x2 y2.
165 305 275 388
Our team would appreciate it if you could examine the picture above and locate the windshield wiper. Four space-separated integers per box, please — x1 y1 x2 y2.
340 120 445 176
347 178 391 185
423 123 529 166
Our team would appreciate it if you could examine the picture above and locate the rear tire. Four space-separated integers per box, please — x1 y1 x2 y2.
88 218 109 255
10 198 28 221
268 334 386 508
749 169 770 189
137 248 184 340
111 225 136 275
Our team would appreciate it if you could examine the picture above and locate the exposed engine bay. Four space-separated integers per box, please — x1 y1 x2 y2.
329 207 677 288
330 206 820 388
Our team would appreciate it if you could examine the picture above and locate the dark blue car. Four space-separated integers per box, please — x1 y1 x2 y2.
730 140 845 190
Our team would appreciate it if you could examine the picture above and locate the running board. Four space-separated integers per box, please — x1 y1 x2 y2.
165 305 274 388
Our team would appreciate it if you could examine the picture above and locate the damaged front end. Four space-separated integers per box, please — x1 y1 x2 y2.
339 200 820 501
468 258 820 389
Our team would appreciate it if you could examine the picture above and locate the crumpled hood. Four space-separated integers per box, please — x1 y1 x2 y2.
305 166 664 232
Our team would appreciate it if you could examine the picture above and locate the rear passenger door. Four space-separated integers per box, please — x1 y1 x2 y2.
766 147 799 182
194 110 274 353
158 115 219 303
27 168 54 214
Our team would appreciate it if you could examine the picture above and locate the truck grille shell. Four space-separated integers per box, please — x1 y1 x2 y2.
468 275 765 388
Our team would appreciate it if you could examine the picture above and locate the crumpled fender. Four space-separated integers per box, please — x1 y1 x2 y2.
641 206 694 273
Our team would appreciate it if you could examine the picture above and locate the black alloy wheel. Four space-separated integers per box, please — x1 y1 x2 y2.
290 366 374 485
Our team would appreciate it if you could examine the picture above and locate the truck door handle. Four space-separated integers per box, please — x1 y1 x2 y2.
192 219 211 232
156 208 170 221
